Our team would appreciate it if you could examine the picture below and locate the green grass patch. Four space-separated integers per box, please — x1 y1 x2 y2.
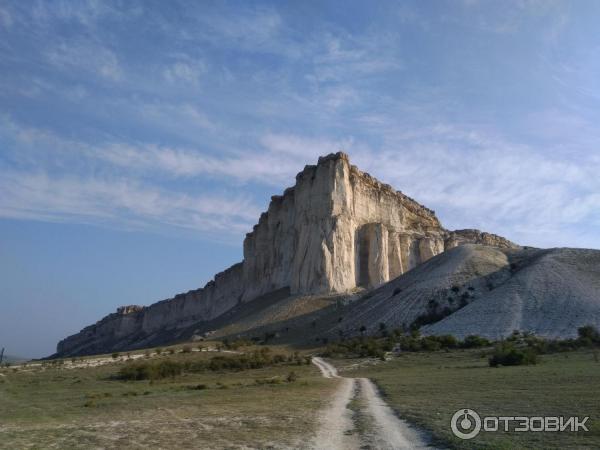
343 349 600 449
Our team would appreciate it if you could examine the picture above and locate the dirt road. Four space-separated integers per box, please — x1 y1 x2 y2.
311 357 434 450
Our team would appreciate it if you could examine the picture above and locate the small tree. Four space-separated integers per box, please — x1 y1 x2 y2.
578 325 600 345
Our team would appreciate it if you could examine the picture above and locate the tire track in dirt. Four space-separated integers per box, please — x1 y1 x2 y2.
311 357 434 450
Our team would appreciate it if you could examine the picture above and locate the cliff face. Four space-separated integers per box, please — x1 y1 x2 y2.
56 152 518 356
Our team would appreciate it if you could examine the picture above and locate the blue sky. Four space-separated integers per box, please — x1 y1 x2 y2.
1 0 599 357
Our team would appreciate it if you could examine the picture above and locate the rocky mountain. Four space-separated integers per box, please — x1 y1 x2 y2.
55 152 519 357
319 244 600 340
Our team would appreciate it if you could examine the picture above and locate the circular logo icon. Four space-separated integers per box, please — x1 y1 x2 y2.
451 408 481 440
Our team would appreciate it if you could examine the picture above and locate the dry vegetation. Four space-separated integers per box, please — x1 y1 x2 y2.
0 344 335 449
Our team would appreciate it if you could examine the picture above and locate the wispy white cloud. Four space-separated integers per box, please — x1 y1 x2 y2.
457 0 569 35
7 108 598 248
91 132 353 186
46 40 122 81
0 5 13 28
135 101 216 132
195 7 283 49
163 60 206 86
29 0 142 28
344 124 600 247
0 169 259 235
1 0 598 252
308 33 402 84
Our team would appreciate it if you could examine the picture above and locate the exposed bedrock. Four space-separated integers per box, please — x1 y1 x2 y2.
56 152 517 356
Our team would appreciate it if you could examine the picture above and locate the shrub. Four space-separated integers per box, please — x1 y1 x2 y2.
115 347 309 381
223 339 252 350
323 336 388 358
461 335 491 348
181 345 192 353
111 352 120 359
286 371 298 383
116 360 183 381
254 378 281 385
578 325 600 345
264 332 276 342
459 292 470 307
436 335 459 348
412 306 453 328
420 337 442 351
489 343 537 367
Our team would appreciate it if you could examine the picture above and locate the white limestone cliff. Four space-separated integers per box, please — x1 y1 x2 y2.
56 152 517 356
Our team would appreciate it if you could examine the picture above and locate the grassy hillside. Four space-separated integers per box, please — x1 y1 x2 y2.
0 344 335 449
340 349 600 449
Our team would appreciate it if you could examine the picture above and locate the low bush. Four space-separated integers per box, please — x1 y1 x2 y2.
578 325 600 345
460 335 491 349
286 371 298 382
115 348 308 381
489 343 537 367
323 336 391 358
117 359 183 381
254 378 282 385
222 339 253 350
322 326 600 361
412 307 453 328
324 333 492 358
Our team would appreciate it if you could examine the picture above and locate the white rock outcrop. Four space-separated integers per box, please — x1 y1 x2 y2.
56 152 517 356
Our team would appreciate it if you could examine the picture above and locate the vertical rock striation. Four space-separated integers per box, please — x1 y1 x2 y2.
56 152 517 356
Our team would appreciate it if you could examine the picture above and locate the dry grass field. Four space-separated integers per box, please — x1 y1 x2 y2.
0 345 336 449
